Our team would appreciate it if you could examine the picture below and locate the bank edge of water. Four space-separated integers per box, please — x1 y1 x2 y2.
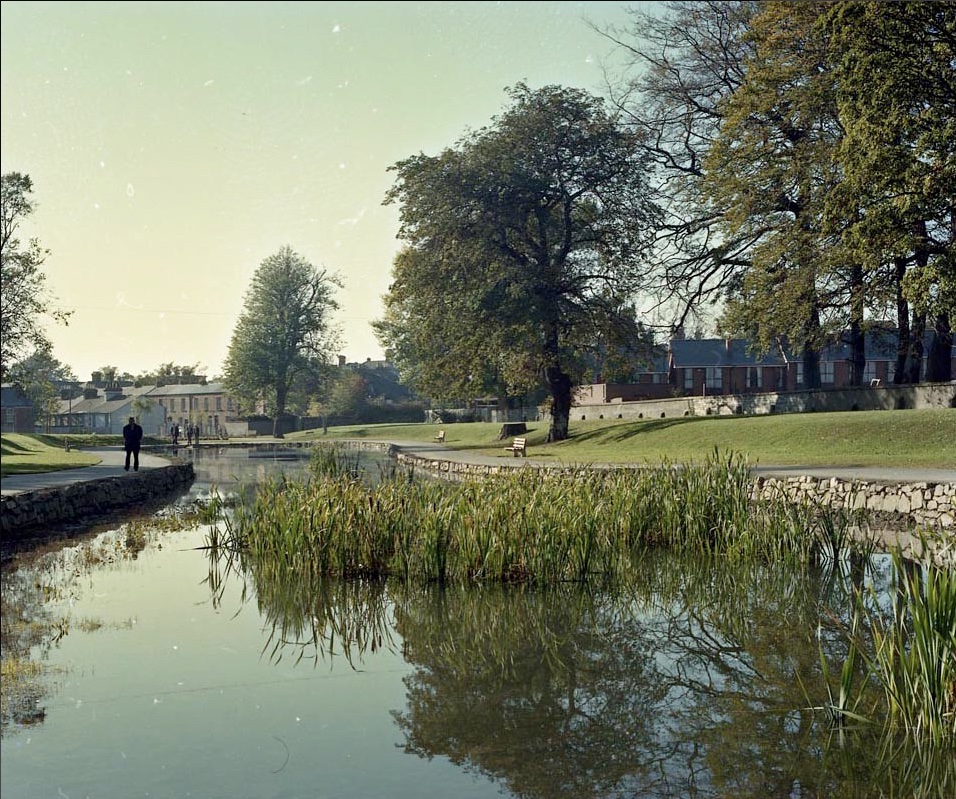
0 464 195 542
2 440 952 566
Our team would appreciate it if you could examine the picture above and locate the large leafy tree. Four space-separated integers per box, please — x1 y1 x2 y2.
824 1 955 382
381 84 658 441
702 1 857 389
1 173 70 380
223 246 341 436
373 244 517 413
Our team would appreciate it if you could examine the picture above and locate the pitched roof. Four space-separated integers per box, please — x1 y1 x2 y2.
669 338 785 368
147 382 225 397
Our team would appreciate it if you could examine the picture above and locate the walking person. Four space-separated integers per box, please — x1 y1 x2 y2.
123 416 144 472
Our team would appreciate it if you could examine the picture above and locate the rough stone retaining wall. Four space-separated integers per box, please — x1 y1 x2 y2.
390 448 955 531
1 464 195 541
752 475 954 529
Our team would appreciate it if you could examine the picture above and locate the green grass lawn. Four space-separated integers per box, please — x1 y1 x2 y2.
1 433 102 476
288 408 956 469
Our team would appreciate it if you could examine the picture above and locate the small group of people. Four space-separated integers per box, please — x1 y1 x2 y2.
170 422 201 446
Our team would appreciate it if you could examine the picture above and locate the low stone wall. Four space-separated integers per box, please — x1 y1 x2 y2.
752 475 954 529
1 464 195 541
569 381 956 421
391 448 955 531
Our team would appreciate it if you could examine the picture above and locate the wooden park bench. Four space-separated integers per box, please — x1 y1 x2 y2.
434 430 445 443
503 436 527 457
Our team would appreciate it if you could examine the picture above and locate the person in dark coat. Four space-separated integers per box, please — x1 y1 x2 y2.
123 416 144 471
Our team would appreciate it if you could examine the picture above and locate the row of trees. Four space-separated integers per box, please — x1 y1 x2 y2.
605 0 952 390
375 1 953 441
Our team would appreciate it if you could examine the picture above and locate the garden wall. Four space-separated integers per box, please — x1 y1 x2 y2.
389 447 955 531
567 382 956 421
1 464 195 541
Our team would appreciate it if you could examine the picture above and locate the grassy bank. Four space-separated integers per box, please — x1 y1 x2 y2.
289 408 956 469
0 433 101 476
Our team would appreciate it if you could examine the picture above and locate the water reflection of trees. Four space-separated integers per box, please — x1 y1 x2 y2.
0 566 58 730
228 547 952 798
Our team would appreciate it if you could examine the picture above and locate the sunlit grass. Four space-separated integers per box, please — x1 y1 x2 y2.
0 433 101 475
289 408 956 468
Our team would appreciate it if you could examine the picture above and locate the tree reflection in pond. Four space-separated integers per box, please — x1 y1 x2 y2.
235 544 954 799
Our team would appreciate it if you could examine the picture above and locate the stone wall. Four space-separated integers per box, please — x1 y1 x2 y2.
752 475 954 529
390 448 955 532
1 464 195 541
567 381 956 421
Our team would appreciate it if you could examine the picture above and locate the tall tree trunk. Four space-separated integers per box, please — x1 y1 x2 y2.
546 364 572 442
893 256 910 384
848 262 865 386
801 307 822 389
497 389 510 422
848 326 865 386
802 347 821 390
905 311 925 384
904 221 930 384
926 313 952 382
273 383 287 438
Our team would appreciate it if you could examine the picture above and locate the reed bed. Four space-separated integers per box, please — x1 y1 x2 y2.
209 448 828 586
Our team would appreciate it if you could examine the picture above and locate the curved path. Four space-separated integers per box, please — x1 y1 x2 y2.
1 447 175 496
376 440 956 485
2 440 954 498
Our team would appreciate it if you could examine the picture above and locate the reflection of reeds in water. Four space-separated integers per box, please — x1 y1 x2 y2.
868 554 956 744
808 549 956 754
206 449 840 586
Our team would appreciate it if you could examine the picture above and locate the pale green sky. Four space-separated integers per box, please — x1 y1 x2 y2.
2 0 644 381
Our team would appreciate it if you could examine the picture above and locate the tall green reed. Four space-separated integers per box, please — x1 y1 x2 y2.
206 448 835 586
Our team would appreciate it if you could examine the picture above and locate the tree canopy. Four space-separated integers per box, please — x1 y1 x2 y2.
1 172 70 380
379 83 658 441
6 345 77 429
605 0 953 385
223 246 341 436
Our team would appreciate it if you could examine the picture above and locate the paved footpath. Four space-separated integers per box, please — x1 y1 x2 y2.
2 441 954 498
378 440 956 485
1 447 175 496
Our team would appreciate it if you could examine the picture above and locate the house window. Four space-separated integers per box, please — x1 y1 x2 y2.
705 367 722 389
180 398 187 411
821 362 835 384
684 369 694 390
653 373 666 385
796 363 804 387
204 398 209 411
864 361 878 383
216 397 222 411
747 368 762 389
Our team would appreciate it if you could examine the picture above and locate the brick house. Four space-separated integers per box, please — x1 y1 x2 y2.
595 328 954 402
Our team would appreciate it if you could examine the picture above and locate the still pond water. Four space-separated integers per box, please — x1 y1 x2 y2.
0 447 941 798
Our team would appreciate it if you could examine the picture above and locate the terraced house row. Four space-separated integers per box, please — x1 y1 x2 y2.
22 380 240 437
